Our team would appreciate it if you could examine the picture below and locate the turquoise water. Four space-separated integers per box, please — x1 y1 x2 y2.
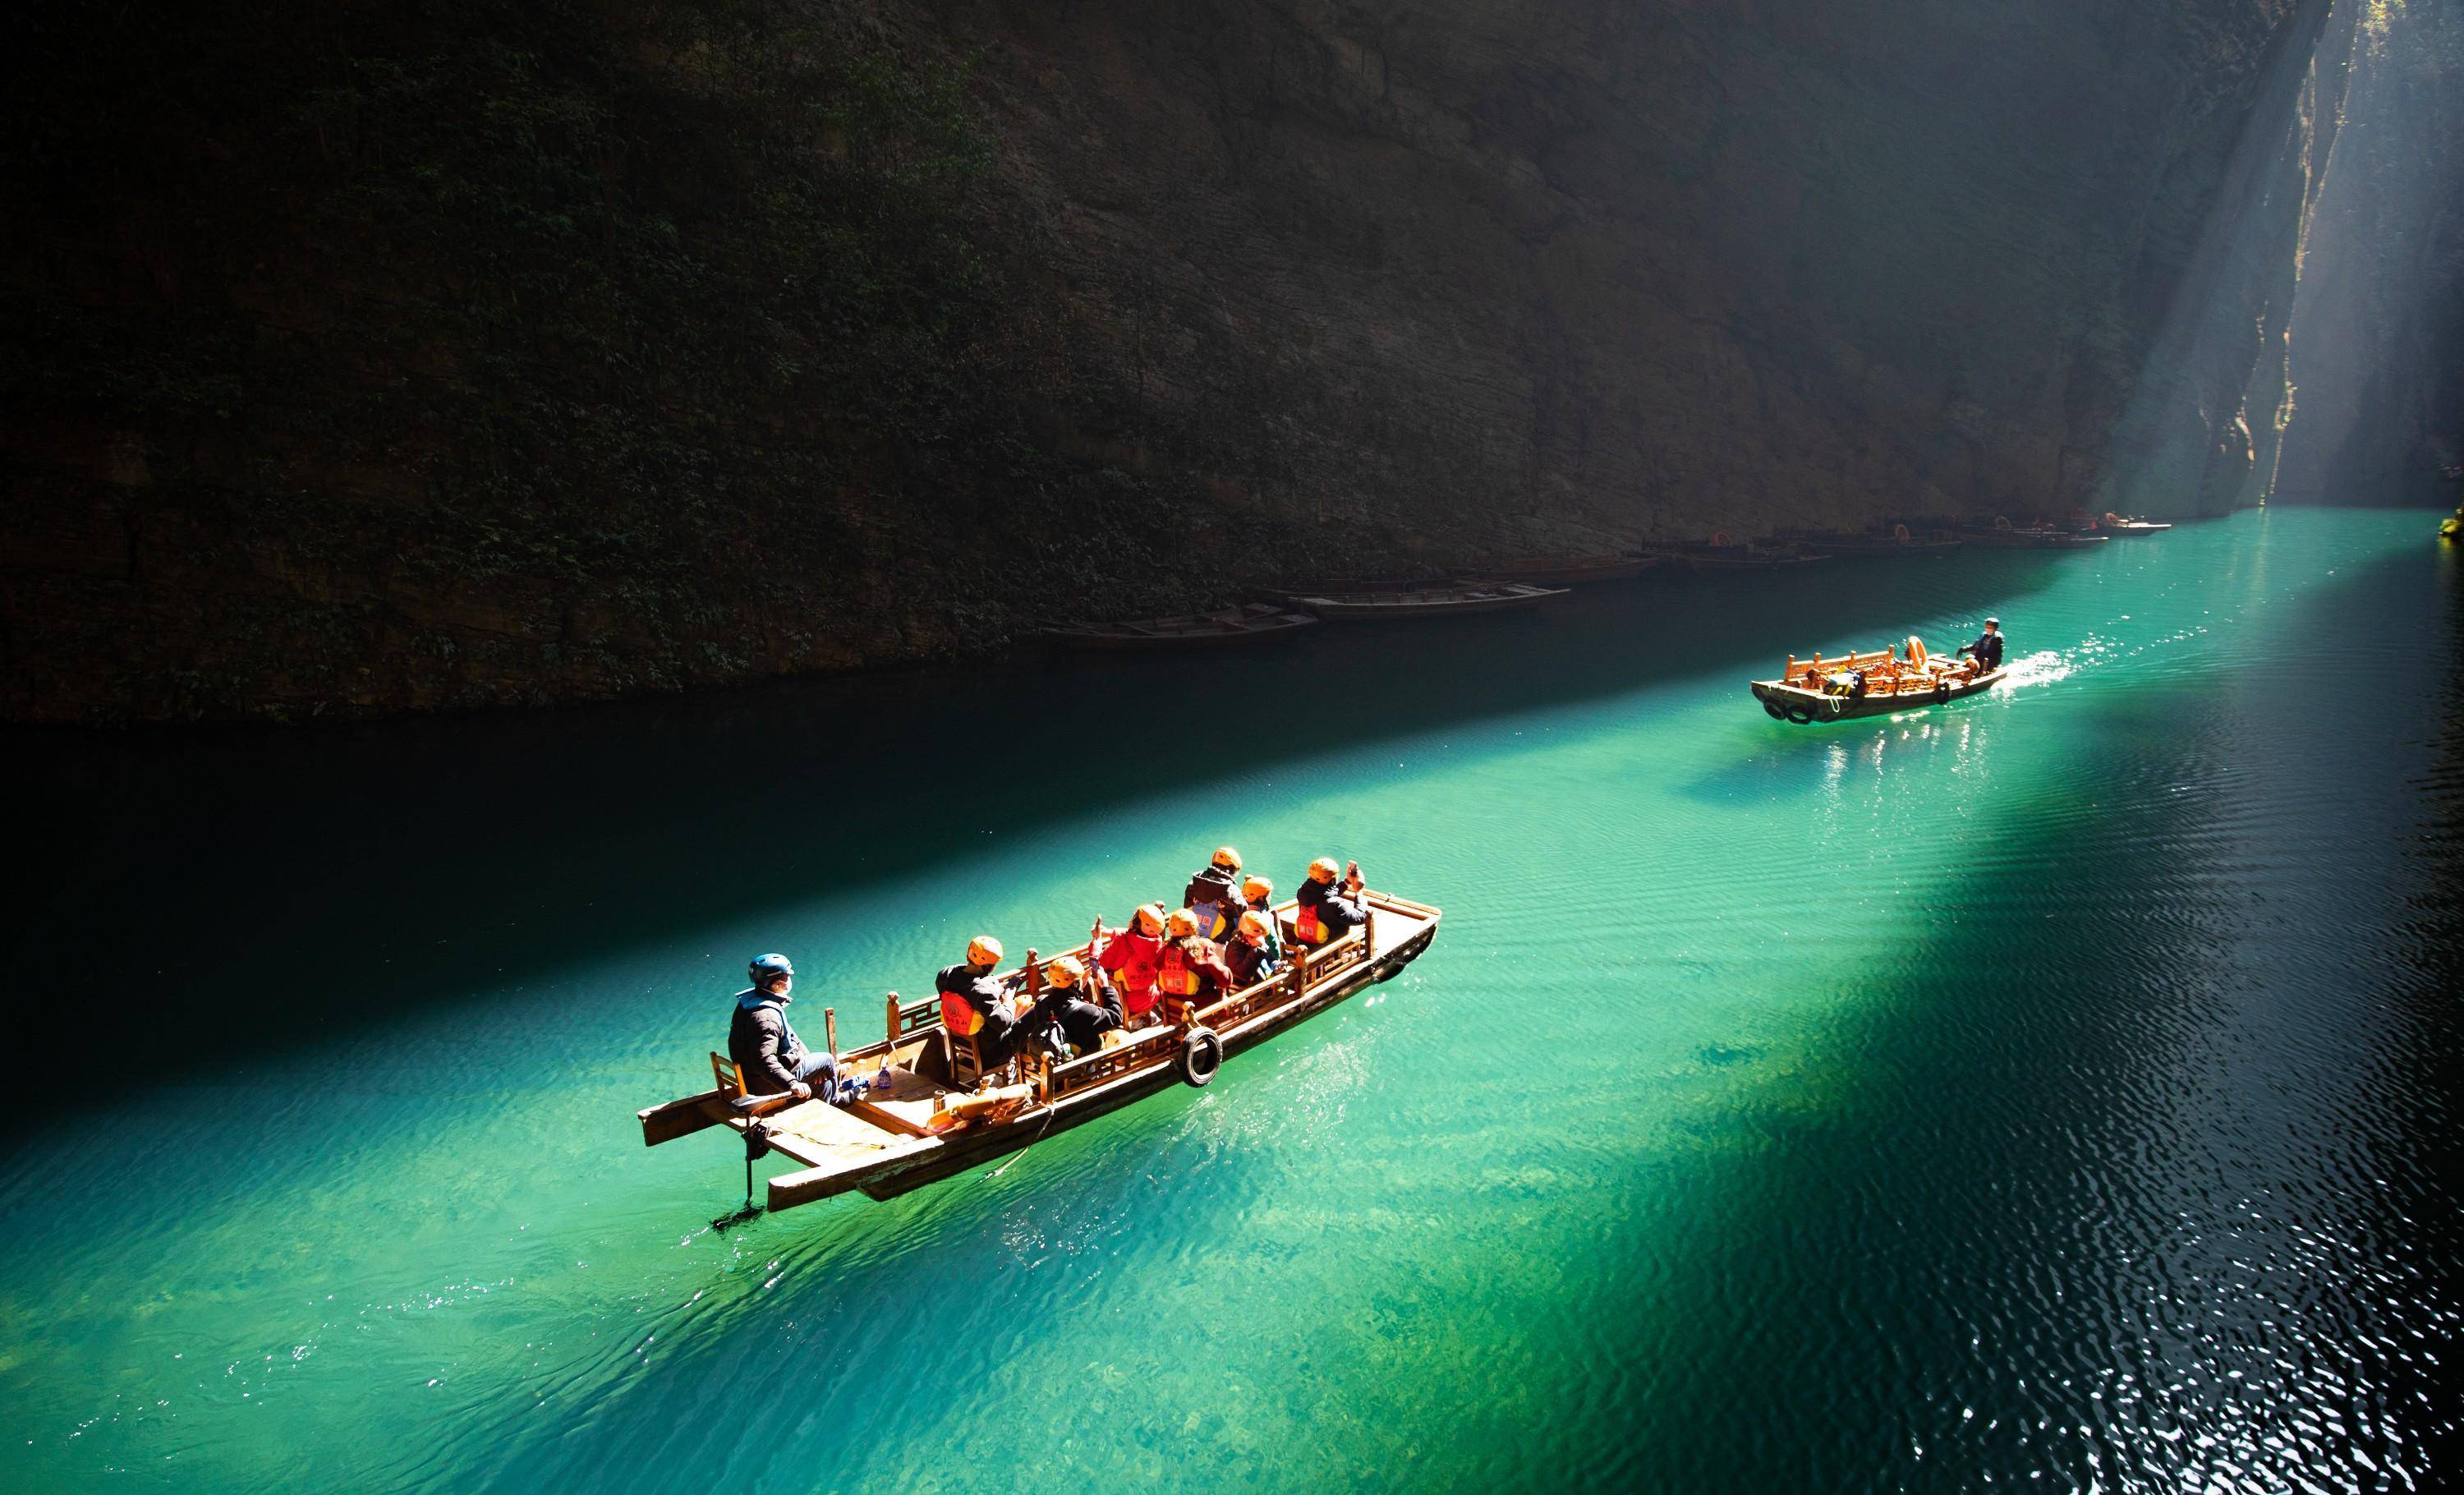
4 508 2459 1491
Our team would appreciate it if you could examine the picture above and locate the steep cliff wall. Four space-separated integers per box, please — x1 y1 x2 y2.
0 0 2361 721
2274 0 2464 500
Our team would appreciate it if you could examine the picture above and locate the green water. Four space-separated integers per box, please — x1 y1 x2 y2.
4 508 2459 1492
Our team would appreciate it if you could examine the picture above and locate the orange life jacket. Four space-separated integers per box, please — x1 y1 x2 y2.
940 990 984 1036
1294 902 1328 945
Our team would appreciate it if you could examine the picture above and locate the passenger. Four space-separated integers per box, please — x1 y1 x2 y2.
728 952 843 1101
1958 616 2006 671
1294 857 1368 946
1184 846 1244 939
1154 907 1239 1023
1222 910 1282 989
938 935 1026 1070
1098 904 1170 1028
1237 876 1283 963
1026 954 1124 1057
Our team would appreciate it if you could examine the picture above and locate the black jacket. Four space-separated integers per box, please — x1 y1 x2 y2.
728 989 811 1094
1965 629 2005 669
1184 865 1241 933
935 963 1017 1028
1297 877 1366 937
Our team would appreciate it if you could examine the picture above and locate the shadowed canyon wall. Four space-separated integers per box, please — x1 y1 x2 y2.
0 0 2370 721
2274 0 2464 501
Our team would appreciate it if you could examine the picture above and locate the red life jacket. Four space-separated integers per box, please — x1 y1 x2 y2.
940 989 985 1036
1156 942 1202 997
1294 901 1328 945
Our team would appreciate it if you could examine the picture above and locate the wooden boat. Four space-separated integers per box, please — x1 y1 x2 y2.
1285 581 1567 619
1958 517 2106 550
1641 532 1830 572
1474 552 1661 585
2094 512 2172 536
1041 602 1317 651
638 891 1442 1211
1749 636 2007 723
1791 523 1963 557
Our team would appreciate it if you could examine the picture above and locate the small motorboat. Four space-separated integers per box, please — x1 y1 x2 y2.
1749 636 2007 724
1041 602 1317 651
639 891 1442 1211
1285 580 1568 619
2095 512 2172 536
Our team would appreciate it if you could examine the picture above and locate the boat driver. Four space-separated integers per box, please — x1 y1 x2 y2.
729 953 844 1101
1959 616 2005 672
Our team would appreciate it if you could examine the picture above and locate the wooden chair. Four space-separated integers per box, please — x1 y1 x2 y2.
710 1051 745 1099
942 1028 985 1090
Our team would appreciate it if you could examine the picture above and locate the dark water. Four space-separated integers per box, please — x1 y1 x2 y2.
2 508 2458 1492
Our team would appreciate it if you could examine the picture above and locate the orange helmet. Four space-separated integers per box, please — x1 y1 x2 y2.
1045 954 1085 987
1307 857 1340 884
1238 910 1271 941
965 935 1004 968
1166 908 1199 937
1242 875 1273 903
1133 904 1167 936
1211 845 1243 872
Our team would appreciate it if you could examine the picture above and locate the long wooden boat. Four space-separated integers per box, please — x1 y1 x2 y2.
1642 536 1830 572
1959 518 2106 550
1791 524 1963 557
1285 581 1567 619
1749 637 2007 723
638 891 1441 1211
1474 552 1661 585
1041 602 1317 651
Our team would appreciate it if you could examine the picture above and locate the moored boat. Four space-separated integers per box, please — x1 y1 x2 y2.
1642 532 1830 572
1959 517 2106 550
637 891 1442 1210
1474 552 1661 585
1791 523 1964 557
1041 602 1317 651
2094 512 2172 536
1749 636 2007 724
1285 581 1567 619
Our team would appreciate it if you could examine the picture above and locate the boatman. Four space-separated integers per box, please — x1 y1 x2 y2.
728 953 843 1101
939 936 1027 1070
1293 857 1368 947
1184 846 1244 939
1958 616 2006 672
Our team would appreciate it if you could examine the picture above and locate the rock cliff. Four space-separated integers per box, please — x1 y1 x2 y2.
0 0 2377 721
2273 0 2464 501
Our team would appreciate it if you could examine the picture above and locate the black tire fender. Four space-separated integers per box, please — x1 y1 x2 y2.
1934 682 1951 704
1179 1027 1224 1088
1785 706 1814 724
1762 697 1787 720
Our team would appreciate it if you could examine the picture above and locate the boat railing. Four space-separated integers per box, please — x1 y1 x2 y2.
1041 918 1376 1104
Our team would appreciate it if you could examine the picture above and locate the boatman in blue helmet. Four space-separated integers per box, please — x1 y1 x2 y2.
728 953 843 1101
1959 617 2005 672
